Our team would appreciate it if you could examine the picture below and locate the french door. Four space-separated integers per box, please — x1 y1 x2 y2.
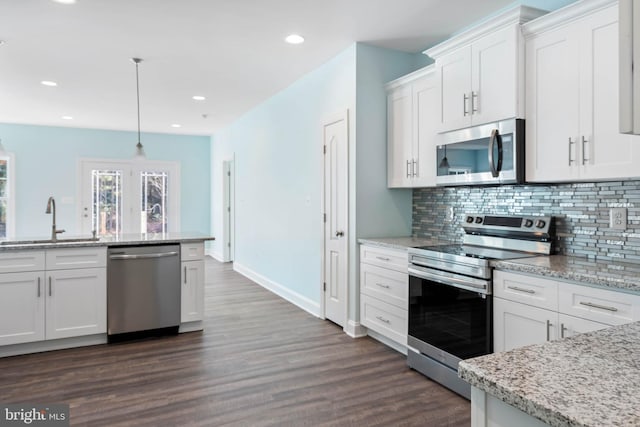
79 159 180 236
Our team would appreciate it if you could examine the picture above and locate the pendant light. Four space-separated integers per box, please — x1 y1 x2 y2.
439 145 450 169
131 57 146 159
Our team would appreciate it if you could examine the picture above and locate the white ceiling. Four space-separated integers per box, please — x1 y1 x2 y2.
0 0 520 136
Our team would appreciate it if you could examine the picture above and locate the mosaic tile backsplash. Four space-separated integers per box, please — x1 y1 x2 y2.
412 181 640 263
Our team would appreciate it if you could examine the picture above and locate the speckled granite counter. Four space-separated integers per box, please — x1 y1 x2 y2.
0 232 214 251
492 255 640 294
358 236 451 251
459 321 640 427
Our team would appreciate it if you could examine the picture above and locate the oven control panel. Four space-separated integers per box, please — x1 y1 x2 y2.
463 214 553 236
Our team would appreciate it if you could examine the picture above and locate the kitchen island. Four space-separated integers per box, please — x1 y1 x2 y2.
459 321 640 427
0 233 214 357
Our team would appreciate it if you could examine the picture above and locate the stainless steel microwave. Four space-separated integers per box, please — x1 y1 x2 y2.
435 118 524 186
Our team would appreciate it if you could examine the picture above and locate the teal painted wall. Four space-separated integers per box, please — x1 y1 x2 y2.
0 123 210 237
211 43 428 315
211 45 357 308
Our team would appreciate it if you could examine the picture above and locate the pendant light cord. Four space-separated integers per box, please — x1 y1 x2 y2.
135 59 141 145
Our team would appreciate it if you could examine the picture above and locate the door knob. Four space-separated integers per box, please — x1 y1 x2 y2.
335 231 344 237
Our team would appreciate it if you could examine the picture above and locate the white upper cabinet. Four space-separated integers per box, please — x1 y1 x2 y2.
525 0 640 182
386 65 438 188
426 7 544 133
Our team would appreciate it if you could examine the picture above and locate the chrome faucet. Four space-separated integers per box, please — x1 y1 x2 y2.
45 196 65 241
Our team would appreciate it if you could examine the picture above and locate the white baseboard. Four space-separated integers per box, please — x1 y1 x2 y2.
344 320 368 338
233 262 321 318
0 334 107 358
207 249 226 262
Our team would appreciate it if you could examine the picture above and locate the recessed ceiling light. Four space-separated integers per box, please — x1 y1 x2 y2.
0 40 5 46
285 34 305 44
192 95 206 101
52 0 77 4
61 116 73 120
41 80 58 87
171 124 181 128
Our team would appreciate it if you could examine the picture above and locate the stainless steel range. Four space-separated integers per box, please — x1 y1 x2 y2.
407 214 555 399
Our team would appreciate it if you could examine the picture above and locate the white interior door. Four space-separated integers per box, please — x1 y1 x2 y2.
222 159 235 262
322 110 348 327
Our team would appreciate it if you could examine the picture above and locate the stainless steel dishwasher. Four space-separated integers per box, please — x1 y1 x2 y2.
107 244 181 341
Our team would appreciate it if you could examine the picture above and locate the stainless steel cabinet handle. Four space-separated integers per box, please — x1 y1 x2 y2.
37 277 41 298
546 319 552 341
110 251 179 260
184 266 187 284
560 323 567 339
579 301 618 312
376 283 391 289
376 256 390 261
49 276 52 297
463 93 470 116
406 160 411 178
581 136 589 165
376 315 390 324
413 159 418 177
471 91 478 114
568 137 575 165
507 285 535 294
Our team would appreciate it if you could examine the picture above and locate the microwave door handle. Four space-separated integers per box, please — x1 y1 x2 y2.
488 129 502 178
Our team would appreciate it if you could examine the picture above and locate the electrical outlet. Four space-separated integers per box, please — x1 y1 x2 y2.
610 207 627 230
446 206 455 222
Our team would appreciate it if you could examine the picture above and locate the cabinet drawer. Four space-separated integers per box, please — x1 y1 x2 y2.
494 270 558 311
0 251 45 273
360 245 407 273
360 294 407 345
558 283 640 326
360 263 407 309
46 247 107 270
181 242 204 261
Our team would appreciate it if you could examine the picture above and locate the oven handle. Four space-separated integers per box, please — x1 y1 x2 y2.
408 266 489 295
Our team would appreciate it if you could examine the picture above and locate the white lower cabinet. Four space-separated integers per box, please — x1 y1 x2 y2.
0 271 45 346
181 243 205 324
46 268 106 340
493 270 640 352
494 297 557 352
359 245 408 349
181 259 204 323
0 248 107 347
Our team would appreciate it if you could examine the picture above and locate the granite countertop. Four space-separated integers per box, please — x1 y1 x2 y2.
492 255 640 294
0 232 214 250
459 321 640 427
358 236 452 251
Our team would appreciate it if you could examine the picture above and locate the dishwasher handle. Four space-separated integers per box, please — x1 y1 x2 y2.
109 251 179 260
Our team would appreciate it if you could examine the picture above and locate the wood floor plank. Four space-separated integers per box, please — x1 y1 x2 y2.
0 258 470 426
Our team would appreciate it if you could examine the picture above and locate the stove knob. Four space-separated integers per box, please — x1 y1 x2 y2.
524 219 534 228
535 219 546 229
466 216 474 223
475 216 483 224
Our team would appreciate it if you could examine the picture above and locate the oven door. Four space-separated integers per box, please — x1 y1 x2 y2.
408 266 493 367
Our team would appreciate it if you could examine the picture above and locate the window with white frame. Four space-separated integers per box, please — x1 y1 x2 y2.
80 159 179 236
0 155 15 238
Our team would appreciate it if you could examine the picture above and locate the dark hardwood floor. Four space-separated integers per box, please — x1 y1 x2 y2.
0 258 470 426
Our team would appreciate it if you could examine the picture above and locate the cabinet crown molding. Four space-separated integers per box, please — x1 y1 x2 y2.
522 0 617 37
424 5 546 59
385 64 435 90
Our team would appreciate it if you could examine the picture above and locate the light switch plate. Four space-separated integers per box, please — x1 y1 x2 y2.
610 207 627 230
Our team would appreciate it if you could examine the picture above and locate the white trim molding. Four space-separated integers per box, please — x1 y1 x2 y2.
343 320 368 338
234 262 321 318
